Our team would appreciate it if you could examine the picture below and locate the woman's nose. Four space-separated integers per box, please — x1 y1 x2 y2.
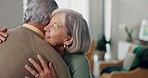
44 25 50 32
44 26 48 31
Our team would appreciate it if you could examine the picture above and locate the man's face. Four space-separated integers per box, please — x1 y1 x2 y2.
44 13 69 47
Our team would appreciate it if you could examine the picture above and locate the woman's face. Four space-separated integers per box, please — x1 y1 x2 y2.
44 13 69 47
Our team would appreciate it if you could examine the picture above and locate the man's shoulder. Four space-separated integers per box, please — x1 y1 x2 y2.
7 26 37 35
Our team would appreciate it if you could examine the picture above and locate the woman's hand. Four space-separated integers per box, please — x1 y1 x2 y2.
25 55 58 78
0 28 8 43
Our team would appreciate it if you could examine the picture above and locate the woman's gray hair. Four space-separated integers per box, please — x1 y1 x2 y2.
23 0 58 26
51 9 91 54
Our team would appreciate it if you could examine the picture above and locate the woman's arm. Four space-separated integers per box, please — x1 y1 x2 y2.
63 54 93 78
25 55 58 78
0 28 8 43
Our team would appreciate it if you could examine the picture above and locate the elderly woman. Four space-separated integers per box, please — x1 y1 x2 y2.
0 9 93 78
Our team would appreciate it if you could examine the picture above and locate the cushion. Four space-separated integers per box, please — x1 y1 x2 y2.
123 52 136 70
100 67 126 74
130 45 143 70
138 47 148 69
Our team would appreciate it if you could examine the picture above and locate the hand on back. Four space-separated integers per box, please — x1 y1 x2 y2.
25 55 58 78
0 28 8 43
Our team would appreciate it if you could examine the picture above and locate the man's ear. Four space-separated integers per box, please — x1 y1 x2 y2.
64 37 73 46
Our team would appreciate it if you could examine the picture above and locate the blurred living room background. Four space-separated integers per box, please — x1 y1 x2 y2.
0 0 148 78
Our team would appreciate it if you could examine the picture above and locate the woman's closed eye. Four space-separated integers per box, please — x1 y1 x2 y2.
52 24 60 29
49 24 56 29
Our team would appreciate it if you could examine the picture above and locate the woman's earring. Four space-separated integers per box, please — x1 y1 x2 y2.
64 44 66 48
64 44 68 49
63 44 69 54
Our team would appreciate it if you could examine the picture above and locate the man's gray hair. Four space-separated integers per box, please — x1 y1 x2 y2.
23 0 58 26
51 9 91 54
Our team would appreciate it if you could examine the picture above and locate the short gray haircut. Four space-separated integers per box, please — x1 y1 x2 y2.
23 0 58 26
51 9 91 54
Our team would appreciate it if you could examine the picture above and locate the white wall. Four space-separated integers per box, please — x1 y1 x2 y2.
89 0 104 41
56 0 89 23
111 0 148 59
0 0 23 29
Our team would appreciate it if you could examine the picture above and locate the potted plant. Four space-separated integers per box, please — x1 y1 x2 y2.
96 35 110 60
118 24 133 42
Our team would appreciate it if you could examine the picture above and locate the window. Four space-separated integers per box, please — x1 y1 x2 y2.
104 0 112 60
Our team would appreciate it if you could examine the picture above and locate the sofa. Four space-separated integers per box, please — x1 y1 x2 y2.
99 45 148 78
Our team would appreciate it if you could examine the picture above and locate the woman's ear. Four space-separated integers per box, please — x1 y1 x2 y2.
64 37 73 46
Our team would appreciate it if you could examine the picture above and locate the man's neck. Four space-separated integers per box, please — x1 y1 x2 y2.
27 22 45 34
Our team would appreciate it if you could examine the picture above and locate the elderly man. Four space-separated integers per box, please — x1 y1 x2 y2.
0 0 71 78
